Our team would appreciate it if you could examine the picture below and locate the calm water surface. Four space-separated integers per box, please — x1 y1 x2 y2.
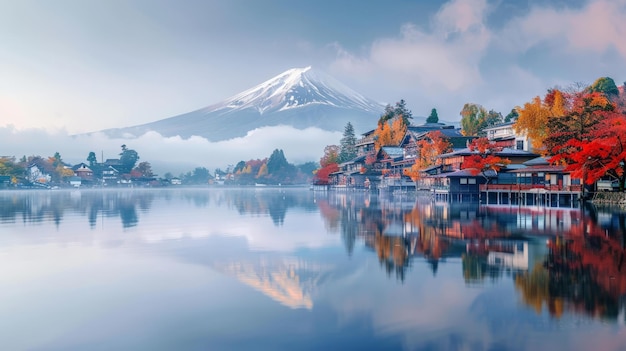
1 188 625 351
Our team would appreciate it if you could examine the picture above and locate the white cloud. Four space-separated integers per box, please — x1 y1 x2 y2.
503 0 626 57
330 0 491 93
0 125 338 175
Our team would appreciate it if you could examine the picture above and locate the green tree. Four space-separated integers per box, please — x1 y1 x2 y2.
504 109 519 123
233 161 246 174
485 109 503 127
589 76 619 99
186 167 211 184
339 122 357 163
379 99 413 125
87 151 97 167
267 149 288 174
297 162 318 176
426 108 439 123
393 99 413 125
119 144 140 174
460 103 487 136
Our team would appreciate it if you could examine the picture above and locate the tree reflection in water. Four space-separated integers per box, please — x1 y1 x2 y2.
316 192 626 322
0 189 155 228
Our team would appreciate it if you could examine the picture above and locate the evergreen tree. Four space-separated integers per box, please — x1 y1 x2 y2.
379 99 413 125
589 76 619 99
87 151 97 167
426 108 439 123
267 149 288 174
339 122 357 163
504 109 519 123
119 144 140 174
393 99 413 125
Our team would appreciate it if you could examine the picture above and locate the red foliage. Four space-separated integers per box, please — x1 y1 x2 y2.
314 163 339 184
461 138 510 176
554 111 626 185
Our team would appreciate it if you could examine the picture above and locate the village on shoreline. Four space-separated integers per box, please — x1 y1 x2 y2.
311 77 626 208
2 76 626 209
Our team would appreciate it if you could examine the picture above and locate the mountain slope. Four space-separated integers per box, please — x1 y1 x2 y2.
98 67 384 141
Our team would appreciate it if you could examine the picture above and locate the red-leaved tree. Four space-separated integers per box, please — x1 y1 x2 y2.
461 138 510 177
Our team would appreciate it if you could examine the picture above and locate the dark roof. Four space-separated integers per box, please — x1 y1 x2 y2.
340 155 366 166
380 147 404 159
523 157 550 166
407 123 455 133
439 147 539 158
429 168 482 178
508 165 565 173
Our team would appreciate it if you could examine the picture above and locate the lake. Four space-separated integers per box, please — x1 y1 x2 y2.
1 188 625 351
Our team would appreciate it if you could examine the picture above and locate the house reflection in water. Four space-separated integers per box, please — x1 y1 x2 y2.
316 192 626 321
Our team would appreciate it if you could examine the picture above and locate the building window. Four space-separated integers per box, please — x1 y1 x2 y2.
460 178 468 184
516 140 524 150
468 178 477 184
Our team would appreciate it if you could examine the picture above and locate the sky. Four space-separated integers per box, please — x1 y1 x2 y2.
1 0 625 174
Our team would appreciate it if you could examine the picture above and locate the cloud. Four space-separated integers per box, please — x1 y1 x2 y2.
0 125 338 175
502 0 626 58
330 0 491 93
328 0 626 122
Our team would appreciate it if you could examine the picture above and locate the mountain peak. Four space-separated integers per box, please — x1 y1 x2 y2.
211 66 382 115
96 66 384 141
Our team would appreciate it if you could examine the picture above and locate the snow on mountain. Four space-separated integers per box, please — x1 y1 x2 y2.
96 67 385 141
211 66 382 114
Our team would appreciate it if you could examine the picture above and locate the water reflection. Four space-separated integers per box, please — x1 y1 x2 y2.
0 188 319 228
317 192 626 322
0 190 155 228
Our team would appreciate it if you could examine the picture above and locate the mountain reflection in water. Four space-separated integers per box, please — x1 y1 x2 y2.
1 188 626 351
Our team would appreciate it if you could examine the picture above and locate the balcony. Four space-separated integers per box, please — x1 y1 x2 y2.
479 184 583 193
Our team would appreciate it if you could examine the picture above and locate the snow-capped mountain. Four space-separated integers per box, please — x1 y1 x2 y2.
97 66 385 141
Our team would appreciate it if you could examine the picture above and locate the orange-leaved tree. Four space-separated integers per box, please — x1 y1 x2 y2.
374 116 407 151
461 137 510 179
314 145 340 185
514 89 570 153
403 131 452 189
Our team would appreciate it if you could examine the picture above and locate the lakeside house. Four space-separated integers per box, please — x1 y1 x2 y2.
326 121 585 208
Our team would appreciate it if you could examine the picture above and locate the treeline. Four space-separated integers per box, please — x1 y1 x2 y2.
1 144 318 187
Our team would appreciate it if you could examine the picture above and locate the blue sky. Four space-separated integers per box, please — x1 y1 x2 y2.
1 0 625 172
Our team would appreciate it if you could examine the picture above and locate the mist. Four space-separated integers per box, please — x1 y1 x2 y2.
1 125 339 176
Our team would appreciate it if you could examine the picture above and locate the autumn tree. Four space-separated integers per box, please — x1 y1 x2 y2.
403 131 452 188
0 156 22 180
546 92 614 165
374 116 407 151
551 110 626 189
134 161 154 177
427 108 439 123
320 145 340 167
461 137 510 178
313 163 339 185
315 145 341 185
514 89 570 153
257 163 268 178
